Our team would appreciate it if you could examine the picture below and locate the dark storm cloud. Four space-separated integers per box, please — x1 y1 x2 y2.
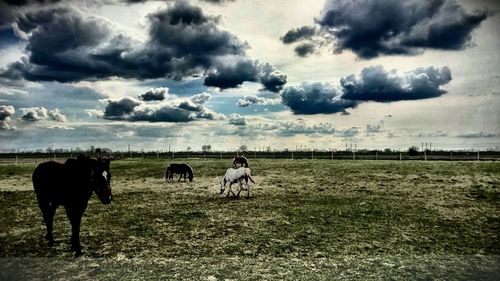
0 2 286 91
281 82 357 115
341 66 452 102
131 105 196 122
0 2 287 90
147 2 246 58
281 65 452 115
204 60 287 92
102 94 224 123
138 1 252 81
282 0 487 59
0 6 122 82
259 63 287 92
294 43 316 57
104 98 141 117
280 26 316 44
204 60 259 89
139 88 168 101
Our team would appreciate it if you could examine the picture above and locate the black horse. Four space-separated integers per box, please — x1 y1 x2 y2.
32 156 112 256
232 155 249 168
165 163 193 182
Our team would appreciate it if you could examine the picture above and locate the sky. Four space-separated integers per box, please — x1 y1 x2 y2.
0 0 499 152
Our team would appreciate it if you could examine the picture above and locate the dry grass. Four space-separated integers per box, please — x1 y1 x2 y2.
0 159 499 280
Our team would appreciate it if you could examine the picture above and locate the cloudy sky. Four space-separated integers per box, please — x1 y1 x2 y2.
0 0 499 152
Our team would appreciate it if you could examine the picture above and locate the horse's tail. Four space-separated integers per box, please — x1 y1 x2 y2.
246 168 255 184
187 165 193 182
248 174 255 184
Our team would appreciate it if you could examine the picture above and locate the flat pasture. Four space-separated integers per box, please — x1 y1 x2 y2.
1 159 499 280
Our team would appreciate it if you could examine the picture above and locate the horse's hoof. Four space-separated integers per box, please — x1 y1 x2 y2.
74 251 84 257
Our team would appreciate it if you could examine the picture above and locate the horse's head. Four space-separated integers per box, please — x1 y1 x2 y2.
91 158 112 204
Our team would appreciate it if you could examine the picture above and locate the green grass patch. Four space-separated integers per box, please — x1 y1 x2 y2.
1 159 499 279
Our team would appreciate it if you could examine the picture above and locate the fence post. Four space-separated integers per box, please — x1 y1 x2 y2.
312 150 314 160
220 152 222 160
424 150 427 161
291 152 294 160
53 153 56 161
399 152 402 161
156 151 159 160
15 155 18 165
353 151 355 160
477 151 480 162
375 151 378 161
450 151 452 161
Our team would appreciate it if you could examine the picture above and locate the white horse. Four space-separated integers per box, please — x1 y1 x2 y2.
220 167 255 198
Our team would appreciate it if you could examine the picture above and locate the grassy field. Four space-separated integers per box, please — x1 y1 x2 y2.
0 159 499 280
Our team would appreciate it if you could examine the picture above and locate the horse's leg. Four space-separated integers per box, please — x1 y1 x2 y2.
227 183 235 197
236 180 243 198
36 196 57 245
65 207 85 256
246 180 251 199
43 204 57 245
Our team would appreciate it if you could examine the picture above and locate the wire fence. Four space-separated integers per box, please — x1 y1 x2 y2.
1 150 499 164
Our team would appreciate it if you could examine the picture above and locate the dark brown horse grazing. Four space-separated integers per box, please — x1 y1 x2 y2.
166 163 194 182
232 155 249 168
32 156 112 256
